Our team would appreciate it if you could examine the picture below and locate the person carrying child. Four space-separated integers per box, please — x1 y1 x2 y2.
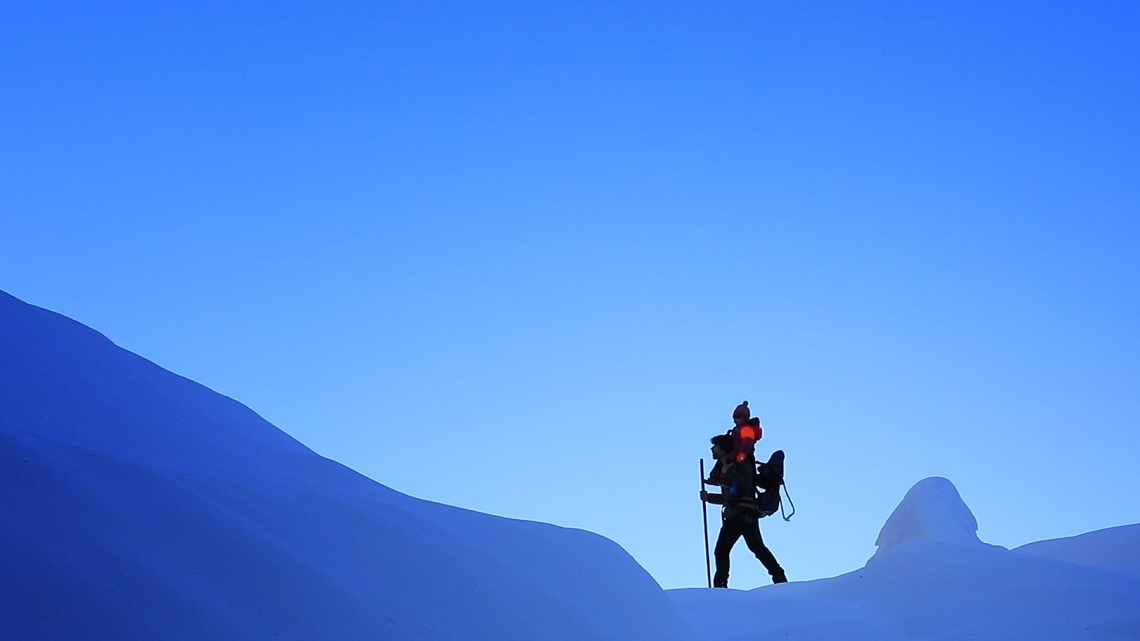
701 402 786 587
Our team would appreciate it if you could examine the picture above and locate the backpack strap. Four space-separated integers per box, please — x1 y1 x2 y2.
779 482 796 521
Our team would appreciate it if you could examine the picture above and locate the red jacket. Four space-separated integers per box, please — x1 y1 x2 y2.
728 419 762 463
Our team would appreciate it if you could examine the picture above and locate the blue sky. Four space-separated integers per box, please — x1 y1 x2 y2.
3 1 1139 588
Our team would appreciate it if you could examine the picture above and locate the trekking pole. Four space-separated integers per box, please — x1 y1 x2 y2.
699 459 712 588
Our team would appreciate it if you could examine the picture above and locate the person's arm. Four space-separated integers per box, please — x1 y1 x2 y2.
701 490 725 505
701 458 730 504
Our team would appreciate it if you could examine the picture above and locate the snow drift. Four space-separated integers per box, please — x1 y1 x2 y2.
872 476 981 557
1015 522 1140 578
670 477 1140 641
0 290 695 641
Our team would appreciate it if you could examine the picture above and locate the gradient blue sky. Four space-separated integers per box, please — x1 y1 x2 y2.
3 1 1139 588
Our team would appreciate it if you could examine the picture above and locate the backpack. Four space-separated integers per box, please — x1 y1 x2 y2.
754 450 795 521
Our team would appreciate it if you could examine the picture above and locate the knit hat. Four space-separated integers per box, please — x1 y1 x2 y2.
732 401 750 423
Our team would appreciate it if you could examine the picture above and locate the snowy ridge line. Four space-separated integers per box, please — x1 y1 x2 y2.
0 289 696 641
669 476 1140 641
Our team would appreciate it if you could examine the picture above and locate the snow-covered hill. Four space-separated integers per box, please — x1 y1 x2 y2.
669 477 1140 641
0 290 695 641
6 287 1138 641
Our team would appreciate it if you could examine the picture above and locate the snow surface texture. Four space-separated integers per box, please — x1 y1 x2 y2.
0 290 696 641
670 478 1140 641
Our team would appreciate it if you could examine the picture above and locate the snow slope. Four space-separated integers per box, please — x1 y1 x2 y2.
670 477 1140 641
0 290 695 641
1015 523 1140 578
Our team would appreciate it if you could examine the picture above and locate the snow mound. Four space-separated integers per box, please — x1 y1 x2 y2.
668 478 1140 641
873 476 980 557
1015 523 1140 577
0 290 695 641
670 534 1140 641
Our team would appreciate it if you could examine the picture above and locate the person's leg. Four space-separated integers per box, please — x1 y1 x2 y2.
740 514 786 582
712 518 744 588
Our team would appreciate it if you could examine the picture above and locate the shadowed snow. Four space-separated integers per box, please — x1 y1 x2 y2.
0 290 695 641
